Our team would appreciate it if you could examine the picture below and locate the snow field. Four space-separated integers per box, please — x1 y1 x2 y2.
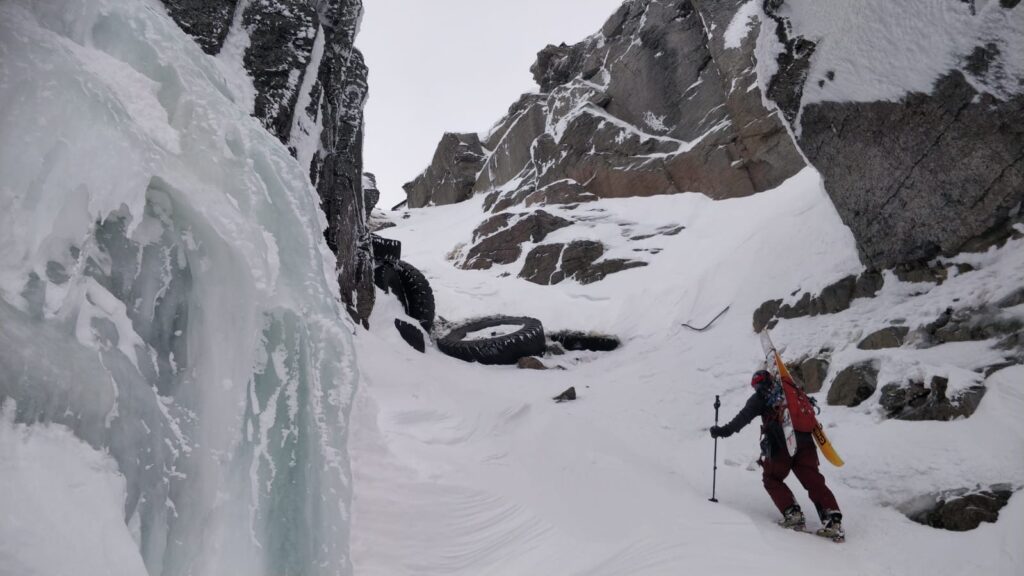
353 168 1023 575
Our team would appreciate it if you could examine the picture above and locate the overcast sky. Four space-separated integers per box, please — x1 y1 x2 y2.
358 0 625 209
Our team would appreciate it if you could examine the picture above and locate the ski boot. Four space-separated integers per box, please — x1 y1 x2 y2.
816 511 845 542
777 505 806 530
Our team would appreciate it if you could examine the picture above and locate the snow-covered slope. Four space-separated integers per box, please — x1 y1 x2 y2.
353 168 1023 575
0 1 356 574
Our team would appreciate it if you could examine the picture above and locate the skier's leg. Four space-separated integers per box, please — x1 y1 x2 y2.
791 445 840 516
761 453 797 513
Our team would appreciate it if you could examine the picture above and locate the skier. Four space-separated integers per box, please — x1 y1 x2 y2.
710 369 844 540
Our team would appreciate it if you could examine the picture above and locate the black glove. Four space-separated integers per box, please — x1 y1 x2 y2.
710 425 732 439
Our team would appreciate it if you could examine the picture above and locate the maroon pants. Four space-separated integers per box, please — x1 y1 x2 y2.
762 444 840 518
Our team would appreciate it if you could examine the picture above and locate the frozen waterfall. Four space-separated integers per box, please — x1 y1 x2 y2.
0 0 357 574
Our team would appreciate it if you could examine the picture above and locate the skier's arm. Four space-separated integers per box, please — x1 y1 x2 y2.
713 393 764 438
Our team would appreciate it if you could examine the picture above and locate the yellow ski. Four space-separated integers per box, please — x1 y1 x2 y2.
759 330 845 467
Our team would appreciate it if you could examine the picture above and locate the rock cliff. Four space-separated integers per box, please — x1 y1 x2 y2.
762 0 1024 269
161 0 374 325
405 0 806 209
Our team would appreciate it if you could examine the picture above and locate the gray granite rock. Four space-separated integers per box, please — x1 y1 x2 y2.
406 0 804 209
404 133 486 208
752 270 885 332
518 240 647 285
764 1 1024 269
906 487 1014 531
799 357 830 393
462 211 572 270
858 327 910 350
827 361 879 407
881 377 987 421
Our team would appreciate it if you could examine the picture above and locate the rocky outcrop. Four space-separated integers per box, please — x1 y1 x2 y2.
243 0 319 142
879 377 987 421
801 74 1024 269
519 240 647 285
462 211 572 270
827 361 879 407
858 327 910 350
917 305 1023 348
790 356 830 393
162 0 375 326
753 270 884 332
905 487 1015 531
312 2 375 326
404 133 487 208
763 1 1024 269
161 0 238 54
406 0 805 210
363 172 380 217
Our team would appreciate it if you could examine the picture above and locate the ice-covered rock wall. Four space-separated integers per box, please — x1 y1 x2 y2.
0 1 356 574
161 0 374 326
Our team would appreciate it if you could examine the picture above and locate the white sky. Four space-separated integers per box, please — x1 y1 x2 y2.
359 0 625 209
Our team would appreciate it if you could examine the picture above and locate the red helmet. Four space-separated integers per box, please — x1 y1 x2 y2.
751 370 773 389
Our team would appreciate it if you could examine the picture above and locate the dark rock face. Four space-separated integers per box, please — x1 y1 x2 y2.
764 2 1024 269
879 377 987 421
162 0 375 326
801 74 1024 269
752 270 884 332
906 487 1014 531
404 133 487 208
827 361 879 407
311 1 374 326
519 243 565 284
161 0 238 54
762 0 816 125
523 180 598 208
797 357 830 393
363 172 380 217
892 261 950 285
918 306 1023 348
406 0 805 210
858 327 910 350
462 211 572 270
243 0 319 142
519 240 647 285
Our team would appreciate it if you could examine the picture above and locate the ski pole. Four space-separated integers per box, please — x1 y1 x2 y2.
710 394 720 503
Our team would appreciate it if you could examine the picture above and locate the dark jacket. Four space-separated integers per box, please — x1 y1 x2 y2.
722 387 813 459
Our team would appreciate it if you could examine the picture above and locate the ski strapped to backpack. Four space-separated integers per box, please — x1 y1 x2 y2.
759 330 845 467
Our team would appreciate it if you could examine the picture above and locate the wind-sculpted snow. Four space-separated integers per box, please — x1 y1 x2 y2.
0 1 356 574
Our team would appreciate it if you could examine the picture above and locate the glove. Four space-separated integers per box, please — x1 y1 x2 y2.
710 425 732 439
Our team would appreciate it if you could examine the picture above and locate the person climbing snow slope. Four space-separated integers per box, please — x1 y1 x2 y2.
710 370 845 541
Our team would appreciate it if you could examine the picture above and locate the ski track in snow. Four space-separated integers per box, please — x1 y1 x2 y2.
352 169 1023 575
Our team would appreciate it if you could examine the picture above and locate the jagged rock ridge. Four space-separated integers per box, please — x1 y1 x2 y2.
406 0 806 210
